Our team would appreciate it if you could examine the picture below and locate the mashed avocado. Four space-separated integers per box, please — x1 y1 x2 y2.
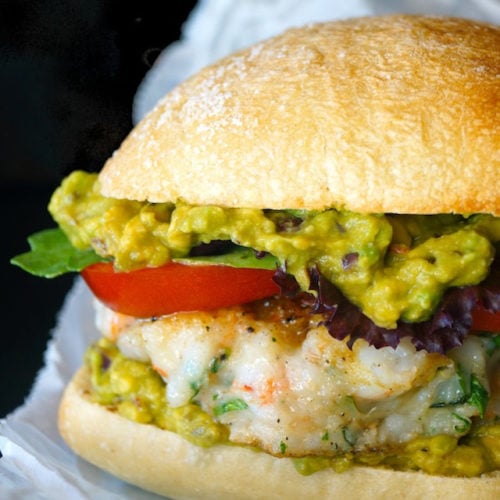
49 171 500 328
86 338 228 447
293 427 500 477
87 338 500 477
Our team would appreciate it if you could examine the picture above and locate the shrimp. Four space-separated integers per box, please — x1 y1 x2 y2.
93 297 492 457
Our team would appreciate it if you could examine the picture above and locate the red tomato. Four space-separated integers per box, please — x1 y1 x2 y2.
81 261 280 318
472 305 500 332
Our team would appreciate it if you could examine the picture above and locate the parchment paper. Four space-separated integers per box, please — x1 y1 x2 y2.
1 1 499 498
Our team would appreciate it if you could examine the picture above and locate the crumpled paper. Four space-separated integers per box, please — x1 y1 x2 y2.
1 1 499 498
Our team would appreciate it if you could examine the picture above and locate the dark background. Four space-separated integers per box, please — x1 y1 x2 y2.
1 0 198 416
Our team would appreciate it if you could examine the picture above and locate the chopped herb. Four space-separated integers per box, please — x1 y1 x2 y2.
469 374 489 418
457 365 468 394
214 398 249 417
431 362 489 411
431 366 489 418
342 426 356 446
209 357 219 374
280 441 287 454
481 333 500 356
190 381 202 399
452 413 471 433
430 371 467 408
209 350 229 374
321 431 329 441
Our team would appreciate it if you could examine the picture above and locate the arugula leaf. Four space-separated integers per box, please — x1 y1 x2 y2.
10 228 106 278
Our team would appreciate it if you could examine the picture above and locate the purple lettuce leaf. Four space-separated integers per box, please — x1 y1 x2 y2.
272 258 500 354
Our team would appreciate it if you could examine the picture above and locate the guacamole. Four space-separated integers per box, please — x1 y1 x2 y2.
49 171 500 328
87 338 228 447
87 338 500 478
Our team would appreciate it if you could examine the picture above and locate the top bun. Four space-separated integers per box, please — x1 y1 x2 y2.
99 15 499 215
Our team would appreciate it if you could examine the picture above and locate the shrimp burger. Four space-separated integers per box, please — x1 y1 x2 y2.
12 14 500 499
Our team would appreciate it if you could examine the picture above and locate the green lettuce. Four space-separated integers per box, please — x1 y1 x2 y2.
10 228 106 278
11 228 278 279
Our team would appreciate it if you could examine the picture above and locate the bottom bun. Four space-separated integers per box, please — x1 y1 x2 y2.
59 366 500 500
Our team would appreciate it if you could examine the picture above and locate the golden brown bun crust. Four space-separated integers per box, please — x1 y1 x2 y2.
99 15 499 215
59 366 500 500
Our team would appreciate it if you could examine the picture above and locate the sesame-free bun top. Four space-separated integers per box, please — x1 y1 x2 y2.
99 15 500 215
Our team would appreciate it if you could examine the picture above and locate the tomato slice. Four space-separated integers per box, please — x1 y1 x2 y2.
81 261 280 318
472 305 500 332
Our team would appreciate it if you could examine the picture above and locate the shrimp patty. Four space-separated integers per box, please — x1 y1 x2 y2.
96 296 496 457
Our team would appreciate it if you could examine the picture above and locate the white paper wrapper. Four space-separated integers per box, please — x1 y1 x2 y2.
2 1 499 498
0 280 164 500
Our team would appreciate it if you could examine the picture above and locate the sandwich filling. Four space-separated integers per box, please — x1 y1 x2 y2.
49 171 499 332
13 170 500 477
88 298 500 477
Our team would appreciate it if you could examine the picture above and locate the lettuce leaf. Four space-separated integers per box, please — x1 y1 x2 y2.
10 228 106 278
176 246 278 270
274 258 500 354
11 229 279 278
